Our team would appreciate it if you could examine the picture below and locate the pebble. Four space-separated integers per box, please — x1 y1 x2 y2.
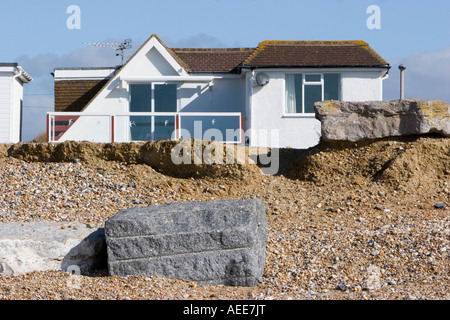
434 203 446 209
336 284 347 291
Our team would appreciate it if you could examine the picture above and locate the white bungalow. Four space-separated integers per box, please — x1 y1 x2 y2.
0 63 32 143
49 35 390 149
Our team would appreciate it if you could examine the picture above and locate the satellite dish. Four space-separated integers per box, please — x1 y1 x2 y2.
256 72 270 86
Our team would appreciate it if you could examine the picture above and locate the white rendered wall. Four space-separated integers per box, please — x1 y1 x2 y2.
127 48 180 77
59 79 129 142
179 78 245 113
341 71 383 101
248 70 384 149
249 72 320 149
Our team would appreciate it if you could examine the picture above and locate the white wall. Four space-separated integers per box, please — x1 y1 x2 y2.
128 48 180 77
0 72 24 143
59 78 129 142
249 72 321 149
341 71 383 101
11 78 23 142
248 69 385 149
179 78 245 113
0 73 12 143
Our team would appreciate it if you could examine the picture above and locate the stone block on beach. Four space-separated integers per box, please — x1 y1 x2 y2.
105 199 268 286
315 99 450 142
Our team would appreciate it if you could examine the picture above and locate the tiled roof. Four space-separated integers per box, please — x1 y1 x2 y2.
54 79 109 112
240 40 389 68
168 40 389 72
169 48 255 73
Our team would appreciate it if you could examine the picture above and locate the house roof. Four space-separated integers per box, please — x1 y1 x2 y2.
240 40 389 69
169 48 255 73
54 79 110 112
168 40 389 72
0 63 19 67
0 63 33 82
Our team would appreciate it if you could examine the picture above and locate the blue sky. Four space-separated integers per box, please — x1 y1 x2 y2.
2 0 449 141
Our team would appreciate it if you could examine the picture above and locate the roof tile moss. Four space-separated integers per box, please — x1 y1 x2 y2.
170 48 255 72
241 40 388 68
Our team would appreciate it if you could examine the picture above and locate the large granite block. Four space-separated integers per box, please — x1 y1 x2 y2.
105 199 267 286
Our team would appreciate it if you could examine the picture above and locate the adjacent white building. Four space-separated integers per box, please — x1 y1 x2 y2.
49 35 390 149
0 63 32 143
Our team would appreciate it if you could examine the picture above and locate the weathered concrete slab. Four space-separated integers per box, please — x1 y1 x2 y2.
105 199 268 286
315 99 450 142
0 221 106 276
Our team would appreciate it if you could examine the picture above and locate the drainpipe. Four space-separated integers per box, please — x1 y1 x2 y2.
247 69 255 146
398 64 406 100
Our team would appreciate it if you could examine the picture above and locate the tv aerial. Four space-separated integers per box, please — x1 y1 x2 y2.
83 38 132 65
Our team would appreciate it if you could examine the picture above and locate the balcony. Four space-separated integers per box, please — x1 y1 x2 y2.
47 112 244 144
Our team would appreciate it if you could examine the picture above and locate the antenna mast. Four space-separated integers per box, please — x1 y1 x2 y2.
83 38 132 66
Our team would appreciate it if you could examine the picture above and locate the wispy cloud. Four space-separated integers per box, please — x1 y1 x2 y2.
17 41 136 141
163 33 227 48
384 45 450 103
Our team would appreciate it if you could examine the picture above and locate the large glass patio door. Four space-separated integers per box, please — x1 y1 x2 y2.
129 83 177 141
129 84 151 141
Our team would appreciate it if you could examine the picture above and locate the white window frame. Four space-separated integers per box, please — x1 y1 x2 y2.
283 73 340 118
302 74 324 114
127 82 180 140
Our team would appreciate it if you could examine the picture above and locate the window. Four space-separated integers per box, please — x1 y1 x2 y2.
285 73 341 114
129 83 177 141
130 83 177 112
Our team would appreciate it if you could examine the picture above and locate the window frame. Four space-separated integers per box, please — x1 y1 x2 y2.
283 73 340 117
127 82 180 141
128 82 180 113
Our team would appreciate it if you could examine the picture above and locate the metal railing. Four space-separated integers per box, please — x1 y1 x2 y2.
47 112 244 144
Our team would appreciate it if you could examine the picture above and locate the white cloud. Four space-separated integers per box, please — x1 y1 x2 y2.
384 45 450 103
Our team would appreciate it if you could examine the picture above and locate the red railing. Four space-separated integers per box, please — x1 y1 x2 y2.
47 112 244 144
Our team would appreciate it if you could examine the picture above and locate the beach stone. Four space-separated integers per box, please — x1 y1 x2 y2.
315 99 450 142
105 199 268 286
0 221 106 276
434 203 447 209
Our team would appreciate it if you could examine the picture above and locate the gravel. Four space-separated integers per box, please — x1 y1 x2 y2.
0 138 449 300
